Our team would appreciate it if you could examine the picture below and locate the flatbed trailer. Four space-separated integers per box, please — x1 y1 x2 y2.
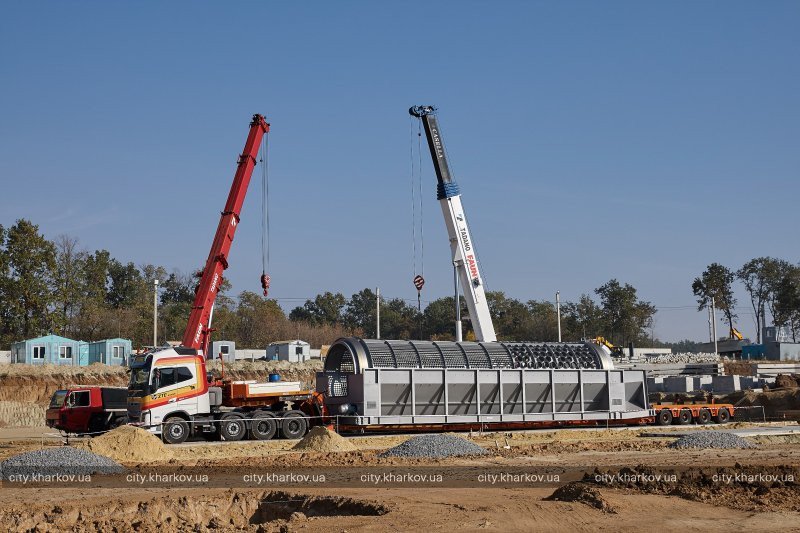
651 402 735 425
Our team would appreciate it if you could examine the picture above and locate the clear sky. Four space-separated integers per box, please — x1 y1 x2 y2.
1 2 798 342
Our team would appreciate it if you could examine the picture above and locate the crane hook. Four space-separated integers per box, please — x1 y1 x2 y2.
260 273 271 297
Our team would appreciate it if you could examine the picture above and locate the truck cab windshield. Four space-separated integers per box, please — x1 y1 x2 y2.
129 359 152 396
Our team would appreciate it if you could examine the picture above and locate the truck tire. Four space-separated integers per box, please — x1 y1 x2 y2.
249 411 277 441
163 417 190 444
714 408 731 424
656 409 673 426
87 414 107 436
677 409 692 425
220 413 247 441
280 411 308 439
697 408 712 425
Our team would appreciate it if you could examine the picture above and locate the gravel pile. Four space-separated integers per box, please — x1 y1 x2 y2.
379 434 488 458
669 431 756 450
0 446 125 480
645 353 720 364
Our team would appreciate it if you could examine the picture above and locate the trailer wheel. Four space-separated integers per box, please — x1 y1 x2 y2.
714 408 731 424
163 417 190 444
249 411 277 441
220 413 247 441
677 409 693 425
697 408 712 425
280 411 308 439
656 409 673 426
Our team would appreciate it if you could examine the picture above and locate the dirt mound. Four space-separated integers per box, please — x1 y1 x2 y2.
545 482 616 513
734 388 800 420
0 490 388 531
589 465 800 512
775 374 799 389
81 424 173 463
293 426 356 452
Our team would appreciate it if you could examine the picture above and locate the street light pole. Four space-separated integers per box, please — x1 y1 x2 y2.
556 291 562 342
711 296 718 356
153 279 159 347
376 287 380 340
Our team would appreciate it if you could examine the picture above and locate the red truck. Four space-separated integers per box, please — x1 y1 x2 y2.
46 386 129 435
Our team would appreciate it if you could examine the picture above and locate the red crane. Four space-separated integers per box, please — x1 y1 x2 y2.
181 114 270 355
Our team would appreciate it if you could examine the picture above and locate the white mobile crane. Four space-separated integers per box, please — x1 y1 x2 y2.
409 106 497 342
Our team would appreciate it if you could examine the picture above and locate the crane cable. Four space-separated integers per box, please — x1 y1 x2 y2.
410 115 425 311
259 131 271 297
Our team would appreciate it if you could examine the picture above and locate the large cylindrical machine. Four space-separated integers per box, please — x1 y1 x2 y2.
318 338 651 428
324 338 614 375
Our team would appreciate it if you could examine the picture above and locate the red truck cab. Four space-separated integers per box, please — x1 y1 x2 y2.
46 386 128 435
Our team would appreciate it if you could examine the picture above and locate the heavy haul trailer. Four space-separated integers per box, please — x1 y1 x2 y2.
318 338 655 432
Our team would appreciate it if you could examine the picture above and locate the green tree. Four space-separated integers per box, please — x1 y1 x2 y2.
160 271 195 305
737 257 781 343
774 265 800 342
692 263 737 334
289 291 346 326
106 260 143 308
422 296 465 340
525 300 558 341
486 291 533 341
0 224 10 346
236 291 286 347
765 259 792 327
595 279 656 346
379 298 421 339
343 288 378 336
561 294 603 341
3 220 56 340
52 235 87 338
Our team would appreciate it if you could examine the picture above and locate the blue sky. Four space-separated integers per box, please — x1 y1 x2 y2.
1 2 798 342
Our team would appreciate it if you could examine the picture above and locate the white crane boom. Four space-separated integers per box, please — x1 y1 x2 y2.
409 106 497 342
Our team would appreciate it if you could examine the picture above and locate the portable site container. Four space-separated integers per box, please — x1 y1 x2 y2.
10 335 88 365
88 338 133 365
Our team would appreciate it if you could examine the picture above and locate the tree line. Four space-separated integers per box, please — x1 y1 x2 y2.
14 219 798 350
692 258 800 343
0 218 667 350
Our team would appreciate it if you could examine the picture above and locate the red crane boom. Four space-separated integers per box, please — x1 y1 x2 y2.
181 114 270 354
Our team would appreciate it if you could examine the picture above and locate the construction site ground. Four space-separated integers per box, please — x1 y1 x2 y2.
1 422 799 531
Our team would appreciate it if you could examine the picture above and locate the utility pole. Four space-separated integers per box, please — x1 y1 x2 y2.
454 264 462 342
711 296 718 356
153 279 159 347
556 291 562 343
708 305 713 343
376 287 380 340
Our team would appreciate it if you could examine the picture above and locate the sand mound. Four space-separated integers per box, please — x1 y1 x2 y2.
545 482 616 513
82 425 173 463
292 427 356 452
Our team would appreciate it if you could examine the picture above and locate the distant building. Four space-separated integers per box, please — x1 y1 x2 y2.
266 340 311 363
10 334 88 365
10 335 133 366
87 338 132 366
211 340 236 362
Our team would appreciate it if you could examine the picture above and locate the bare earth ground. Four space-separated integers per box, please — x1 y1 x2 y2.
1 424 799 532
2 365 799 531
